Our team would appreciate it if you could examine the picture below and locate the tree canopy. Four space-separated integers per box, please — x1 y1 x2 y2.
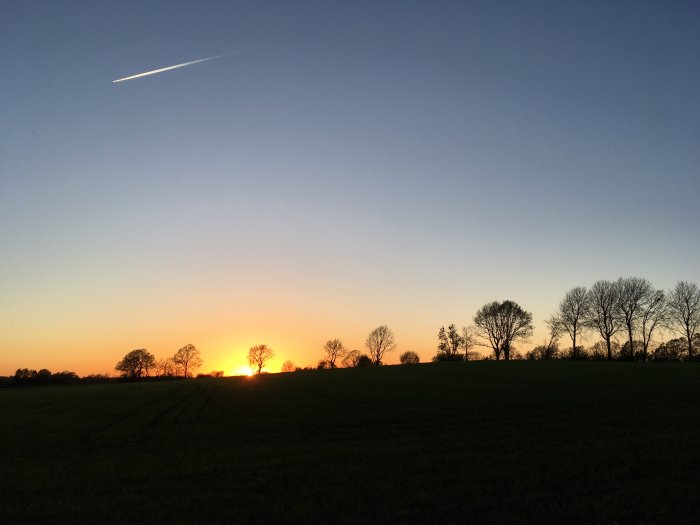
248 344 275 374
473 300 533 360
365 325 397 365
115 349 156 378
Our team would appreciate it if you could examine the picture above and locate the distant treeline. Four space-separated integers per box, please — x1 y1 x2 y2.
297 278 700 369
0 369 113 388
4 278 699 382
0 368 225 389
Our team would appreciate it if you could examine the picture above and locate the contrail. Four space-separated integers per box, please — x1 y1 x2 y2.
112 54 225 83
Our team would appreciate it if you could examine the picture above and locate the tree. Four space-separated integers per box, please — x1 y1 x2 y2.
667 281 700 360
472 300 533 360
638 288 668 361
585 280 622 361
399 351 420 364
156 357 177 377
365 325 397 365
248 344 274 374
436 324 463 361
323 339 346 368
617 277 654 361
341 350 362 368
549 286 590 360
173 344 203 378
651 338 686 362
115 349 156 379
526 335 559 360
620 340 644 361
589 340 621 361
281 360 296 373
461 326 477 360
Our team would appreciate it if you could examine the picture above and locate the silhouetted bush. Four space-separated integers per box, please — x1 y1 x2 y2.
561 346 589 361
525 345 559 360
399 351 420 364
432 352 463 362
651 339 686 362
356 355 373 367
10 369 80 387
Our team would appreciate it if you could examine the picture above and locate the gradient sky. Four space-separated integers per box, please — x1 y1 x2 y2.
2 1 699 376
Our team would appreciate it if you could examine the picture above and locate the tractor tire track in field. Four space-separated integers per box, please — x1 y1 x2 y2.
147 380 217 428
94 381 187 434
194 382 217 423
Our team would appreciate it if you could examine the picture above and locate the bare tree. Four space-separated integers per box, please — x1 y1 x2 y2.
617 277 653 360
115 349 156 379
667 281 700 359
248 344 275 374
549 286 590 360
173 344 203 378
341 350 362 368
365 325 397 365
156 357 177 377
472 300 533 360
323 339 346 368
585 280 622 360
281 360 296 373
638 288 668 360
461 326 477 360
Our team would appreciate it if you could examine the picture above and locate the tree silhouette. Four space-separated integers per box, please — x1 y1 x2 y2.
638 288 668 360
173 344 203 378
585 280 623 361
436 324 463 361
281 360 296 373
248 344 274 374
365 325 397 365
356 354 373 367
156 358 178 377
115 349 156 378
399 351 420 364
667 281 700 360
341 350 362 368
549 286 590 360
473 300 533 360
323 339 346 368
461 326 477 360
617 277 654 361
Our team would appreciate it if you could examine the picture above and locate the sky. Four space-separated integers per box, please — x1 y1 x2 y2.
1 1 699 376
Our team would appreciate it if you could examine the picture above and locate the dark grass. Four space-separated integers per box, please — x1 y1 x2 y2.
2 362 700 523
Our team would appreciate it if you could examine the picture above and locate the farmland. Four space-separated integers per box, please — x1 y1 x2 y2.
2 362 700 523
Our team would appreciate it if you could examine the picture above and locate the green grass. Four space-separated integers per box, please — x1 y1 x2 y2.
2 362 700 523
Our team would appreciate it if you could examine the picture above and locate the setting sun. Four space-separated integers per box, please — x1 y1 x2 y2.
233 366 254 377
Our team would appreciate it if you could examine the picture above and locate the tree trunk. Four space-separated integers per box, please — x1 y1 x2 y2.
627 325 634 361
606 336 612 361
572 332 577 360
687 328 693 360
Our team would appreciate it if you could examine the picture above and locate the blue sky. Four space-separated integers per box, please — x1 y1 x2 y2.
1 1 698 373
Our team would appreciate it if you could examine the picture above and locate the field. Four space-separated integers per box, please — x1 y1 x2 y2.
2 362 700 524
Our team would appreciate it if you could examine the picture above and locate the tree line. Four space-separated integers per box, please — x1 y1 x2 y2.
5 278 698 384
542 278 700 362
277 278 699 370
114 344 213 378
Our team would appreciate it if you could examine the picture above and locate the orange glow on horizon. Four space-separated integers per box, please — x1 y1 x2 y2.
231 366 254 377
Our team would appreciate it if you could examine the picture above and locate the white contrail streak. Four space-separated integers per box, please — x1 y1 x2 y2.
112 54 224 83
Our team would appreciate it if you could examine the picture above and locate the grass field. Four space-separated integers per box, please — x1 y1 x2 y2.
2 362 700 523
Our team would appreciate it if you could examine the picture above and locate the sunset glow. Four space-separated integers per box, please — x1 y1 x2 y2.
233 366 254 377
1 2 698 378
